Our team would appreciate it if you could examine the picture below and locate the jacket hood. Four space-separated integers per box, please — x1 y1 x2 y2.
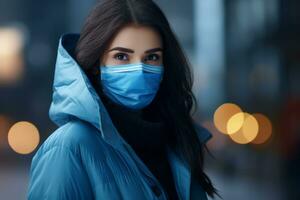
48 33 212 147
49 33 103 131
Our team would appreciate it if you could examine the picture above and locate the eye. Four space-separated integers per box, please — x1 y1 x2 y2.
113 53 129 61
145 54 160 62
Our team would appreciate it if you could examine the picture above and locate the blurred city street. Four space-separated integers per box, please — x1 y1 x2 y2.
1 0 300 199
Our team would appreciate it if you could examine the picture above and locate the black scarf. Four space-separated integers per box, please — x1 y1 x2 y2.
101 93 179 200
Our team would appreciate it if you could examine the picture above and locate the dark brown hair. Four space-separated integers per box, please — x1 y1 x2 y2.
74 0 219 198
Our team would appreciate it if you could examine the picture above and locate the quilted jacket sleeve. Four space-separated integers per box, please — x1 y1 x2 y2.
27 146 93 200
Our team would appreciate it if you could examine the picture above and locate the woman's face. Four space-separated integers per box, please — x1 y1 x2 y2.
100 24 163 67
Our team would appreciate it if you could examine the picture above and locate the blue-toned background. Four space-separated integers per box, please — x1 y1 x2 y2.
0 0 299 199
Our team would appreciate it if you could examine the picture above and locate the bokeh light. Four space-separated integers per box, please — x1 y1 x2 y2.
229 113 259 144
226 112 245 135
251 113 272 144
0 27 25 84
7 121 40 154
213 103 243 134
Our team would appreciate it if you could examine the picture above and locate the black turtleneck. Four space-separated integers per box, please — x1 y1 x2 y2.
100 93 179 200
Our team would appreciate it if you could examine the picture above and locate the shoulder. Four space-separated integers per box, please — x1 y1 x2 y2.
192 121 213 144
33 119 105 161
27 120 97 200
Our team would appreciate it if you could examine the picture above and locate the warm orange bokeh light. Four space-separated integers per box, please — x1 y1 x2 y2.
213 103 242 134
229 113 259 144
251 113 272 144
226 112 245 135
8 121 40 154
0 27 24 84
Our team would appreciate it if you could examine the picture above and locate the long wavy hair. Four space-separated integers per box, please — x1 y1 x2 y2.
74 0 219 198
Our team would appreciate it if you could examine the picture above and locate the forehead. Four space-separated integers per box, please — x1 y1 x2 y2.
107 24 163 51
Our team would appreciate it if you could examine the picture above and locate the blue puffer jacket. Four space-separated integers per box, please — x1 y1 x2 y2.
27 33 213 200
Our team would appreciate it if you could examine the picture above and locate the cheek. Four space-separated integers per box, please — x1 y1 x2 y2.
106 58 123 66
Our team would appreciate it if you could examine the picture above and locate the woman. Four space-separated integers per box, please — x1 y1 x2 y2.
27 0 219 199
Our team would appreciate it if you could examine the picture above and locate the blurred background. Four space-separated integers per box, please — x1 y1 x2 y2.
0 0 299 199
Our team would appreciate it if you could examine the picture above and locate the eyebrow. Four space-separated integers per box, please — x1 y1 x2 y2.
107 47 163 54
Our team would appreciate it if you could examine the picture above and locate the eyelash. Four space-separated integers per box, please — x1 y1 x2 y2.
145 54 160 61
113 53 160 61
113 53 128 61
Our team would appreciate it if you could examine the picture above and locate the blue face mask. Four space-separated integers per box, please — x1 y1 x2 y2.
100 62 164 110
